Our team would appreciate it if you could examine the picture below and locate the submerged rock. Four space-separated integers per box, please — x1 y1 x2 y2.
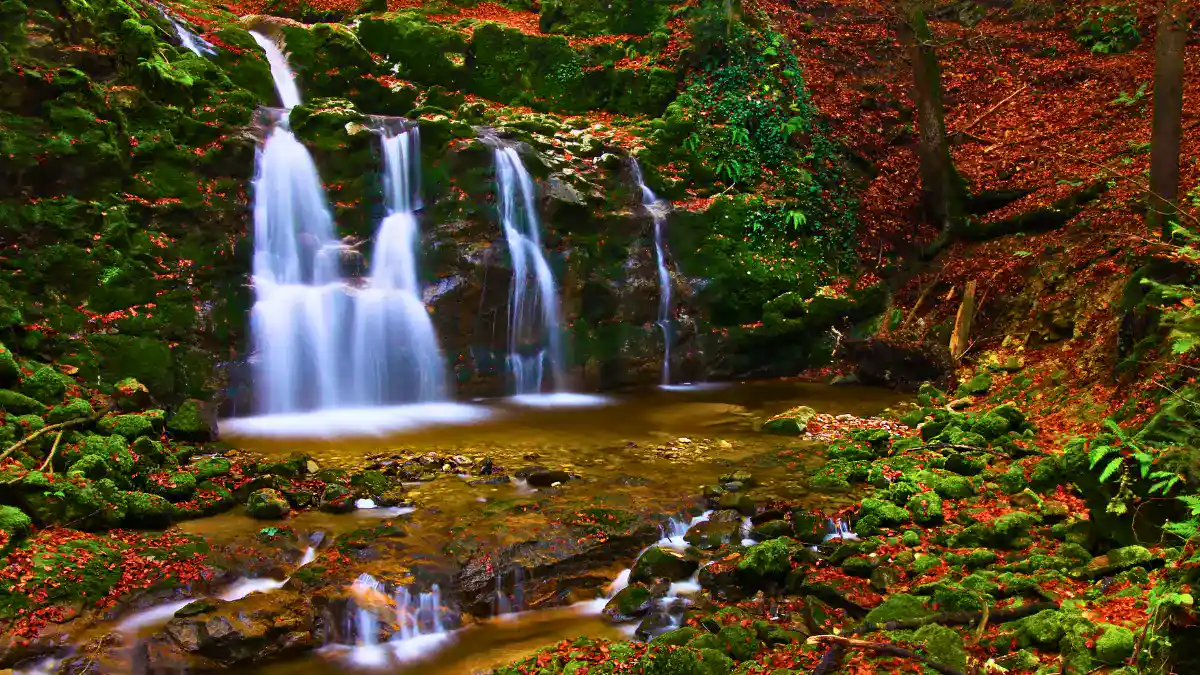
246 489 291 520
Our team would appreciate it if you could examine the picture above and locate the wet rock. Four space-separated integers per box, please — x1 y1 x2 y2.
246 489 291 520
634 612 680 641
521 467 572 487
166 399 216 441
750 519 793 540
603 583 654 622
716 492 755 516
150 591 316 667
319 484 355 513
685 511 744 550
737 537 802 590
762 405 817 435
630 546 699 583
869 565 903 592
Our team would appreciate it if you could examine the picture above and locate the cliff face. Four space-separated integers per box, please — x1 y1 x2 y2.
2 0 871 410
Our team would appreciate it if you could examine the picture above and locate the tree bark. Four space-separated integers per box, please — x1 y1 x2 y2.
949 280 977 361
1149 0 1188 240
898 0 967 246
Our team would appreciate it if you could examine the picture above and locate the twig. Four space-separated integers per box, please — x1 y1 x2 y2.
37 431 64 473
806 635 966 675
898 269 944 332
0 415 94 463
954 84 1028 135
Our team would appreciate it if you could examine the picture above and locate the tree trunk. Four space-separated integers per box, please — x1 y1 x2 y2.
949 280 977 361
1149 0 1187 240
898 0 967 246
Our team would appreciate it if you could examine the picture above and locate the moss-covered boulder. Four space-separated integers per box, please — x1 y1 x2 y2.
112 377 152 412
0 505 32 544
684 512 744 550
166 399 213 441
0 344 19 386
906 491 944 525
246 488 291 520
149 471 198 502
193 457 232 480
1094 624 1134 664
123 491 174 528
98 412 156 440
854 498 911 535
47 397 95 424
737 537 799 587
603 583 653 622
0 389 45 414
956 372 993 397
349 469 390 497
321 483 355 513
863 593 933 625
631 545 699 583
762 405 817 435
913 623 967 671
21 365 70 404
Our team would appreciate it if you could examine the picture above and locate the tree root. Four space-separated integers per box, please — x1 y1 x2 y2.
36 431 64 473
806 635 966 675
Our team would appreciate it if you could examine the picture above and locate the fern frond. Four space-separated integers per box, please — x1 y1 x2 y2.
1099 457 1123 483
1088 444 1118 469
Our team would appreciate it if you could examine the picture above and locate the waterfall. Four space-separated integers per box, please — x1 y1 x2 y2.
630 159 673 385
243 33 454 417
153 2 216 57
492 145 564 395
350 127 446 404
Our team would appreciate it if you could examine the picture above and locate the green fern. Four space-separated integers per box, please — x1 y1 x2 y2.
1088 442 1119 470
1099 456 1123 483
1149 471 1183 496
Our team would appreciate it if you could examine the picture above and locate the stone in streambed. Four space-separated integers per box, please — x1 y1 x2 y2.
603 583 654 622
762 405 817 435
320 484 355 513
246 489 291 520
520 467 573 487
631 545 699 583
685 510 743 550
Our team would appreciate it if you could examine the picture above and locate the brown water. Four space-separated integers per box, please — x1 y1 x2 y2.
98 382 908 675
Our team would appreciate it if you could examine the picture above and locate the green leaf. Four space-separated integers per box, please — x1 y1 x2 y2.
1099 456 1123 483
1088 444 1118 469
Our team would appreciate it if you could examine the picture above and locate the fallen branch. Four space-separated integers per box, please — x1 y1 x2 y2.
37 431 64 473
897 269 944 332
954 84 1028 135
806 635 966 675
0 415 94 464
906 442 987 453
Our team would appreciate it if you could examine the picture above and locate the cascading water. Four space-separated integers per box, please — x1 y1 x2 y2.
235 33 473 430
247 31 347 414
630 159 673 385
341 573 451 666
155 2 216 57
350 126 447 404
492 144 564 395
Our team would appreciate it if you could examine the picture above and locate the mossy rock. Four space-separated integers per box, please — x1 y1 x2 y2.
863 593 933 625
0 389 45 414
712 623 760 661
0 344 20 386
603 583 653 622
123 491 174 528
193 457 232 480
1093 624 1134 664
166 399 212 441
0 505 32 543
112 377 152 412
349 469 390 497
651 626 702 646
151 471 197 502
47 397 95 424
67 454 110 479
762 406 817 435
21 366 70 404
956 372 992 397
321 483 355 513
246 488 291 520
133 436 171 468
1016 609 1065 647
90 335 174 400
737 537 799 586
639 645 733 675
97 412 156 440
906 491 943 525
913 623 967 671
632 545 699 583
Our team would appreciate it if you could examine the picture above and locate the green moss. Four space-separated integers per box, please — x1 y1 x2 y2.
905 491 943 525
68 454 110 479
863 593 933 625
0 343 19 386
166 399 210 440
321 483 355 513
652 627 702 646
605 583 652 620
349 469 390 496
1016 609 1065 647
20 365 69 404
913 624 967 671
737 537 798 584
123 491 173 528
47 397 95 424
0 389 45 414
90 335 174 399
714 624 760 661
152 471 197 502
761 405 816 435
0 505 32 541
1093 624 1134 664
956 372 993 397
246 488 291 520
97 412 155 439
193 457 231 480
633 545 700 583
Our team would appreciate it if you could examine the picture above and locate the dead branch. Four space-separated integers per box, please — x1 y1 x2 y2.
0 415 94 464
954 84 1028 135
806 635 966 675
850 601 1058 636
898 269 944 332
37 431 64 473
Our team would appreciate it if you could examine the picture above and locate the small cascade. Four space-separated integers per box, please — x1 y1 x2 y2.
491 144 564 395
740 516 757 546
350 126 447 405
341 573 452 666
659 510 711 551
630 159 673 385
152 2 216 57
116 599 193 634
824 518 859 542
494 566 526 617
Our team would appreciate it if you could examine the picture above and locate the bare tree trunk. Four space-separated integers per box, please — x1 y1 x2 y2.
898 0 967 247
1149 0 1187 240
949 280 977 361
